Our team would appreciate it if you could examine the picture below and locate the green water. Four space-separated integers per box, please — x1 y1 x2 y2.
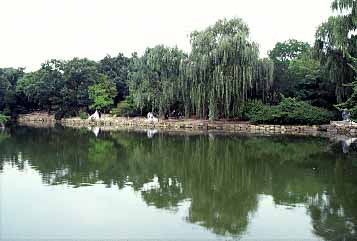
1 126 357 240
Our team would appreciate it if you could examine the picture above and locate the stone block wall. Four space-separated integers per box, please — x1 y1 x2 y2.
17 113 357 137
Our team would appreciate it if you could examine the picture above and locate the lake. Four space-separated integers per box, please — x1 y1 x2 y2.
1 126 357 240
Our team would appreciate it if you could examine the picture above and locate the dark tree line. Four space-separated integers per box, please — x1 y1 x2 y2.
0 55 129 119
0 0 356 122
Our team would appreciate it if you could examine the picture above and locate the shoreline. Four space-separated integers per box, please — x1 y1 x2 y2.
16 113 357 137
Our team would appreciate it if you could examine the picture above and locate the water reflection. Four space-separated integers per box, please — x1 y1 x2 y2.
341 137 357 154
1 126 357 240
146 129 158 138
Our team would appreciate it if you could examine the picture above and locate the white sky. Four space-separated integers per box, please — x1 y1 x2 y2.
0 0 332 71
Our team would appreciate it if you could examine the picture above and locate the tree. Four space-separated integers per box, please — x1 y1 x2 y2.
330 0 356 56
268 39 311 63
287 51 336 107
98 53 130 103
335 81 357 120
88 74 117 112
16 60 65 112
17 59 64 112
128 45 187 116
268 40 311 100
315 0 356 103
183 18 274 119
112 96 139 117
0 74 12 112
61 58 99 114
0 68 24 115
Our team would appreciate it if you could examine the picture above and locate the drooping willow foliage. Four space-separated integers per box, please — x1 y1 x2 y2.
315 0 356 103
129 18 274 119
330 0 356 51
182 18 274 119
128 46 187 115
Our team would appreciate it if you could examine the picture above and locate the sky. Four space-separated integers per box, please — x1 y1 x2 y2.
0 0 332 71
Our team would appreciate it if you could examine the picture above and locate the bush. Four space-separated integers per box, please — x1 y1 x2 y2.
242 100 266 120
54 108 77 120
78 110 88 120
248 97 333 125
112 98 139 117
0 114 10 125
350 107 357 121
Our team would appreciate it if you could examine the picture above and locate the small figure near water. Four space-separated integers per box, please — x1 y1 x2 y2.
340 109 357 125
147 112 154 119
342 109 351 122
145 112 158 123
88 110 100 121
341 137 357 154
147 129 158 138
87 126 100 137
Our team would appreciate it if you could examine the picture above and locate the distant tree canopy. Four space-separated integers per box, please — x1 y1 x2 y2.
17 60 64 112
268 39 310 63
89 74 117 112
12 56 129 119
268 40 311 101
98 53 130 103
0 68 25 116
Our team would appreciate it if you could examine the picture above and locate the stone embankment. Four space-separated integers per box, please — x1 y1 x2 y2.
17 112 357 137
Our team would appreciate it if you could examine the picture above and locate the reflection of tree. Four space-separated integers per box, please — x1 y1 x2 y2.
141 177 185 210
1 127 357 239
306 159 357 241
0 130 10 171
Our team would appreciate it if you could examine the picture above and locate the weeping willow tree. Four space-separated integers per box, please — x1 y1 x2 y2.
315 0 356 103
330 0 356 58
181 18 274 119
128 45 187 116
128 18 274 119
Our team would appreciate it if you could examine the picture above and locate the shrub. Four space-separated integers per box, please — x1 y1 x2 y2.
78 110 88 120
248 105 279 124
0 114 10 125
350 107 357 121
248 97 333 125
54 108 77 120
112 98 139 117
277 97 333 125
242 100 266 120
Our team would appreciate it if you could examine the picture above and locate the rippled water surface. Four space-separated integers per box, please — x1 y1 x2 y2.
1 126 357 240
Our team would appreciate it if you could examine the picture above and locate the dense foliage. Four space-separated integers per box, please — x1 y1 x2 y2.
245 97 333 125
112 97 139 117
0 0 355 124
268 40 311 101
0 67 25 116
128 45 187 116
315 0 356 103
13 57 129 119
0 114 9 125
336 82 357 120
182 18 274 119
88 74 117 112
